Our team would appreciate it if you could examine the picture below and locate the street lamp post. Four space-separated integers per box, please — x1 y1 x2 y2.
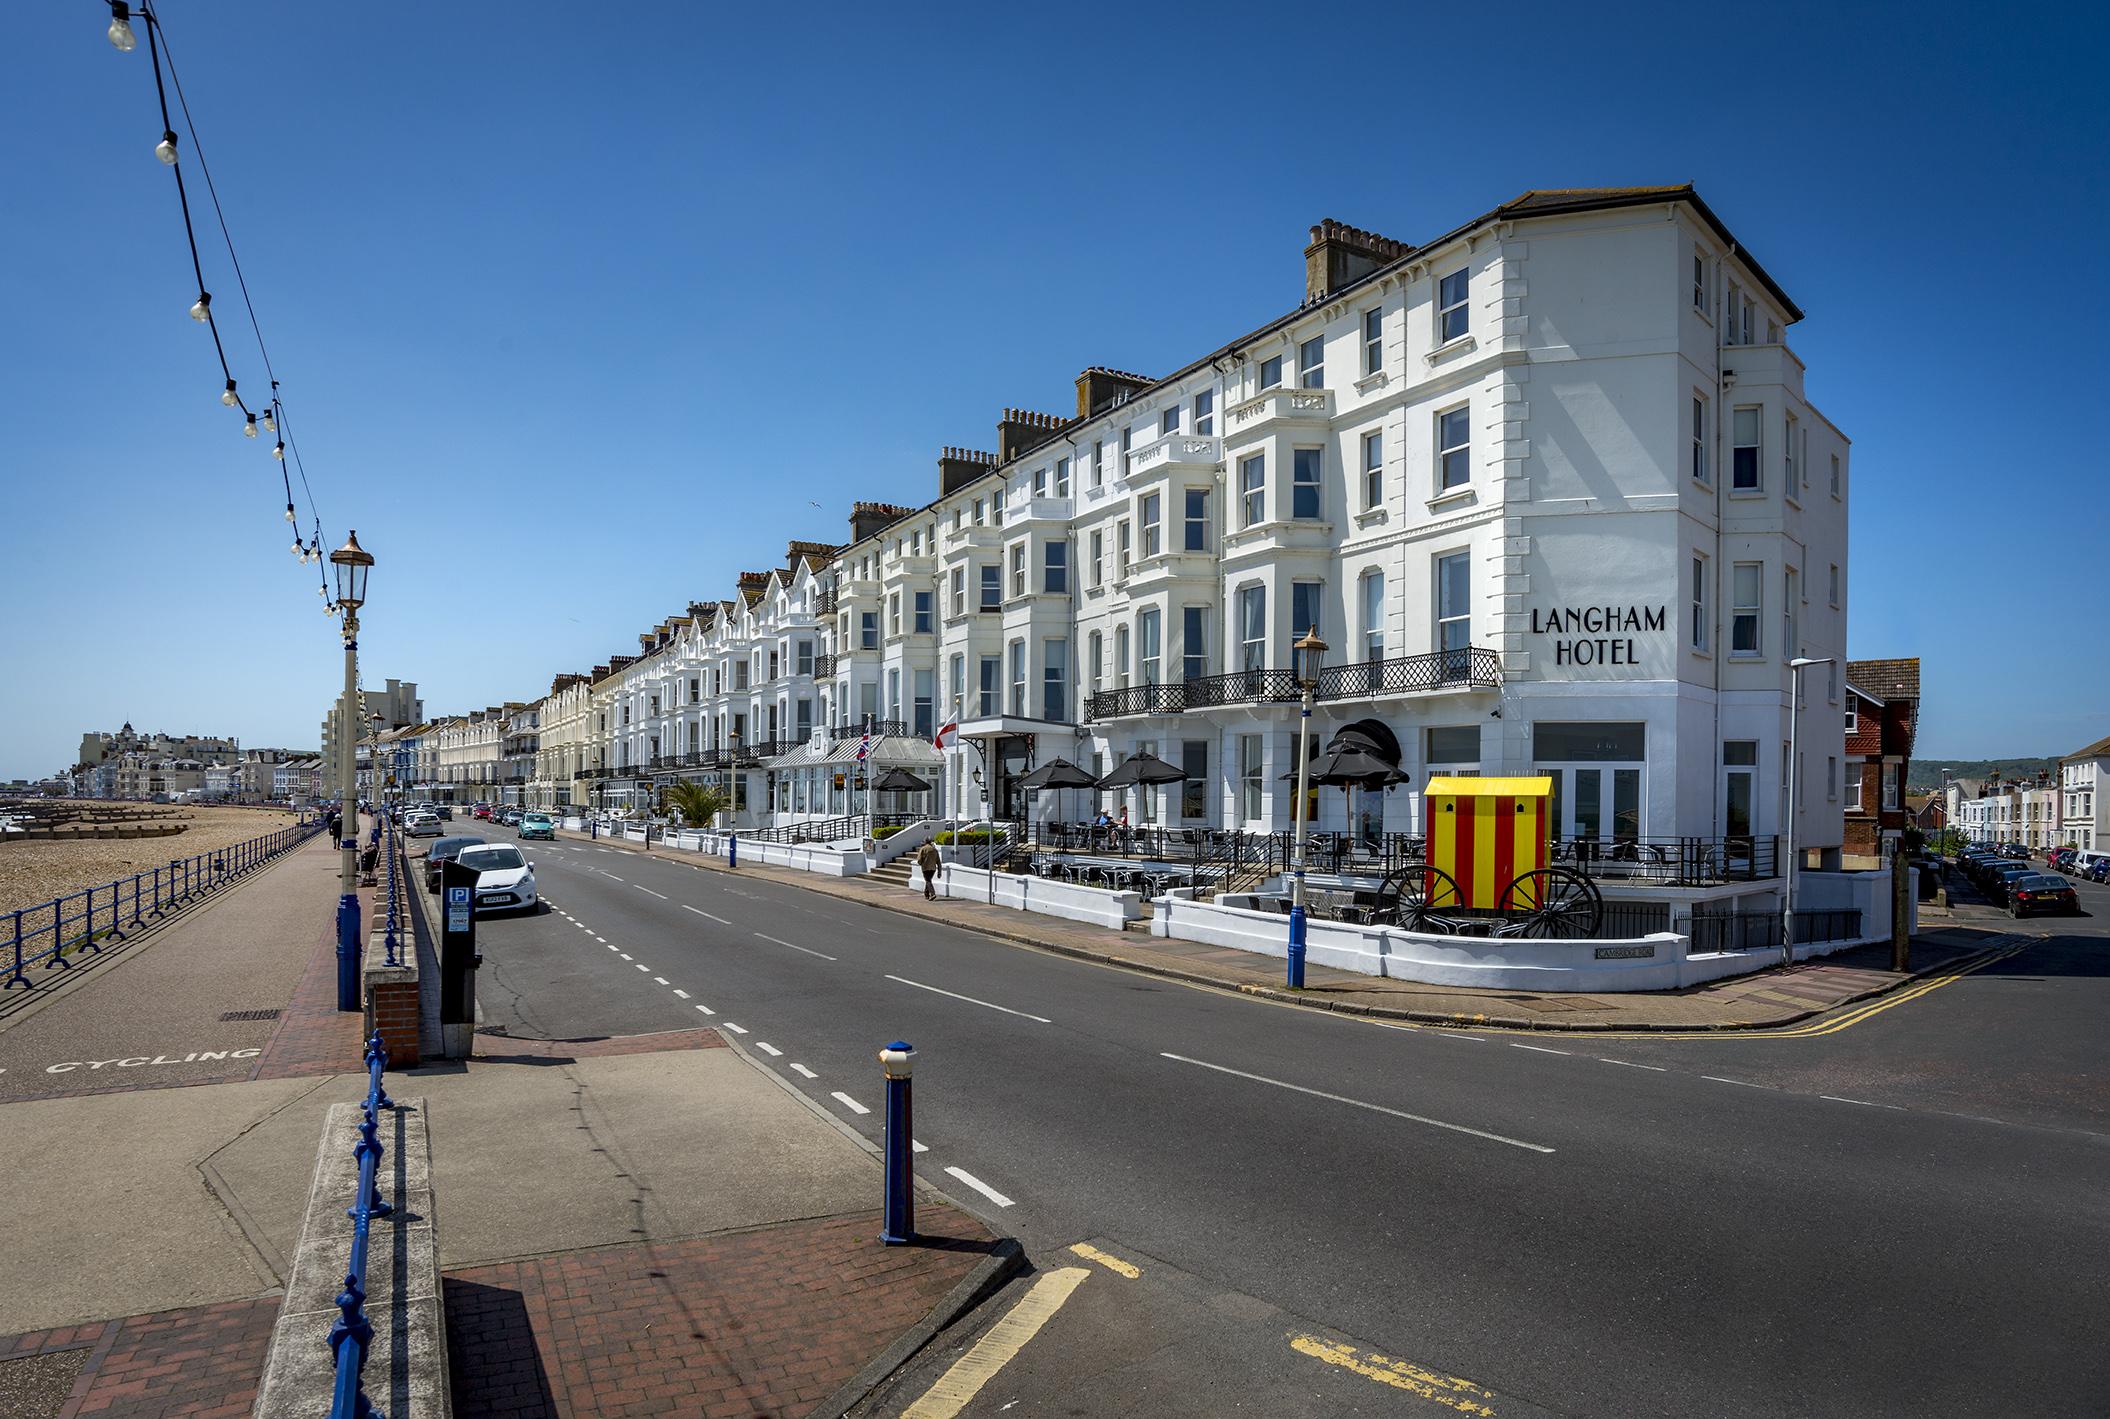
330 532 374 1010
1781 655 1833 965
1287 629 1328 990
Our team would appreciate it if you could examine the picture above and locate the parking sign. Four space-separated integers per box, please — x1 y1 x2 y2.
448 886 470 907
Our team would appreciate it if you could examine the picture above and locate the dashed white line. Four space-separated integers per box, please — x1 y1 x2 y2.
672 989 690 999
1703 1075 1774 1089
754 932 838 961
1821 1094 1898 1108
754 1042 783 1057
1161 1052 1555 1154
694 1004 716 1016
603 874 624 882
633 963 650 973
883 974 1051 1023
653 976 669 985
830 1091 870 1115
722 1021 747 1034
943 1166 1014 1208
789 1063 817 1079
682 905 731 924
618 952 632 960
635 886 668 900
1601 1058 1667 1072
1511 1043 1571 1055
912 1139 930 1153
1427 1031 1485 1042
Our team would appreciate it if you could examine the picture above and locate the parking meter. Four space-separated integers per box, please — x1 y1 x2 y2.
439 857 482 1058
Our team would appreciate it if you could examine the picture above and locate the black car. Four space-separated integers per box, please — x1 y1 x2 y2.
2009 874 2078 918
1988 863 2037 905
423 835 490 892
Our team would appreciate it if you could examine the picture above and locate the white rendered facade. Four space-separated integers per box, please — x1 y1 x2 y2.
2063 746 2106 853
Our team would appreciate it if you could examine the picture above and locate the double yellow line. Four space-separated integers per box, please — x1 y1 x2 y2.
1578 939 2033 1042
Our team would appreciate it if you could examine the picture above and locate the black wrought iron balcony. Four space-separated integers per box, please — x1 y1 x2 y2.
828 719 910 739
812 652 837 679
1084 647 1499 720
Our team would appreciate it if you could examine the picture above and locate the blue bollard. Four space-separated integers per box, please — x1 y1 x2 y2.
729 831 738 869
879 1041 916 1245
1287 895 1307 990
336 894 362 1011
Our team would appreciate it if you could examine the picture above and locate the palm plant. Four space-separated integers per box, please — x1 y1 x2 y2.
664 781 727 828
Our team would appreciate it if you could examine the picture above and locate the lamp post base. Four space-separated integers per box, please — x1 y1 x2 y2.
335 893 362 1011
1287 903 1307 990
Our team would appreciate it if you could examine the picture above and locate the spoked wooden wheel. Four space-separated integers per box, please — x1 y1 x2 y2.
1499 867 1602 938
1377 864 1465 933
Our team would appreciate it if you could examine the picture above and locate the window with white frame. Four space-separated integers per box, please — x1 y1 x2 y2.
1846 766 1863 810
1044 539 1068 594
1240 734 1264 821
1290 580 1323 662
972 497 984 525
1055 456 1070 496
1115 625 1129 687
860 611 878 649
1363 307 1383 374
1090 530 1104 588
887 592 901 637
1138 609 1161 685
1161 407 1180 437
1259 354 1282 390
914 590 933 635
1140 493 1162 557
1093 440 1105 488
1693 249 1707 311
1436 552 1469 676
1845 699 1857 733
950 653 964 709
1184 488 1208 551
1437 405 1471 490
1692 395 1709 483
1724 283 1741 344
1239 453 1265 526
979 564 1000 611
1299 336 1324 389
950 567 964 617
1783 567 1799 659
1292 448 1323 519
1741 296 1754 346
1008 640 1025 716
992 486 1004 516
914 668 934 739
1785 412 1800 492
1691 555 1708 651
1087 631 1102 694
1182 605 1207 683
1043 639 1067 722
1010 543 1025 598
1731 562 1762 656
887 668 900 722
1238 585 1266 674
1361 570 1385 663
1732 407 1761 490
1032 467 1046 497
1362 430 1382 507
1884 762 1901 810
1438 267 1469 342
1117 519 1131 578
1193 389 1214 435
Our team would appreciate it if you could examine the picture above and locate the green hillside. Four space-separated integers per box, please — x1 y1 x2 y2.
1907 758 2059 794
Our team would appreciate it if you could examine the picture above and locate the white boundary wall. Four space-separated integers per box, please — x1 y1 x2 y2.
673 829 869 876
937 865 1144 930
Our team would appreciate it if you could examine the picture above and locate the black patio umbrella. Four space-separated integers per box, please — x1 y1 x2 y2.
1095 751 1189 789
1282 731 1408 850
871 767 933 793
1018 757 1100 839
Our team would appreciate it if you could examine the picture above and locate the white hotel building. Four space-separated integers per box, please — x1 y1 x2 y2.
578 185 1849 887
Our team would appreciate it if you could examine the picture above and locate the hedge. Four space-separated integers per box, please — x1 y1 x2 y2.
935 829 1002 845
871 823 907 840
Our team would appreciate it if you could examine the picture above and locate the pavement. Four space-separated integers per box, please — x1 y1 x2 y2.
547 824 2007 1031
0 811 1011 1419
450 822 2109 1417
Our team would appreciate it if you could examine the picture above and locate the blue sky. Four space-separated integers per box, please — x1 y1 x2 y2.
1 0 2103 778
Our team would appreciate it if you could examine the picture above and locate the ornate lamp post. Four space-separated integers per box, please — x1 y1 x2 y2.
330 531 374 1010
1286 628 1328 989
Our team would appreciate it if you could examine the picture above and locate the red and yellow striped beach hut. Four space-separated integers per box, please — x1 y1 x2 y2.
1423 775 1554 910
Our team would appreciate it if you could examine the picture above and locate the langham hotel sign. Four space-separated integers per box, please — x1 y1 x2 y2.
1531 604 1667 666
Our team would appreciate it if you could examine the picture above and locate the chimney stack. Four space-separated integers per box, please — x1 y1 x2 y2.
849 501 916 544
997 408 1066 463
1074 367 1153 420
937 446 998 496
1303 218 1412 304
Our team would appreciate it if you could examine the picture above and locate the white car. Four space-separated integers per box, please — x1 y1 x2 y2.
456 843 537 914
404 811 443 838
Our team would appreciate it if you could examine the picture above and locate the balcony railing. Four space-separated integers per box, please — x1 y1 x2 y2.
828 719 910 739
1085 647 1499 719
812 652 837 679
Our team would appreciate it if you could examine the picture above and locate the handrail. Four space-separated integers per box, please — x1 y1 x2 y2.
328 1033 395 1419
5 817 327 991
1085 646 1500 720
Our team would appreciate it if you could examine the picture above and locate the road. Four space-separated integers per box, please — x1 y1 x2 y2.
441 825 2110 1418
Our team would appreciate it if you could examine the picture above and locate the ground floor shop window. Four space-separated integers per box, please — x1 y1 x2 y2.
1181 741 1209 819
1534 721 1645 841
1240 734 1264 821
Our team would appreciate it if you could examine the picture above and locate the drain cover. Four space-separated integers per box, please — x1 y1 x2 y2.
219 1008 282 1022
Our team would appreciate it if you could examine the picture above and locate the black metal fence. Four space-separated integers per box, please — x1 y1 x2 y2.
1688 907 1862 954
1554 836 1780 886
1085 646 1500 720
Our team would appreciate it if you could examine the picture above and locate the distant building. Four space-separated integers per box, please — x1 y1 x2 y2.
321 678 423 797
1841 658 1919 867
2061 733 2109 853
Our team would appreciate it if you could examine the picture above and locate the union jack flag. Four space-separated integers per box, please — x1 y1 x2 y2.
855 732 870 763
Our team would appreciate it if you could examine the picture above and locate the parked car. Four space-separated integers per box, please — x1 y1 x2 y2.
519 811 555 841
500 807 523 827
434 803 454 820
2046 848 2078 873
1989 863 2038 905
456 843 537 913
2009 874 2078 918
423 835 489 892
472 803 493 820
404 811 443 838
2089 857 2110 884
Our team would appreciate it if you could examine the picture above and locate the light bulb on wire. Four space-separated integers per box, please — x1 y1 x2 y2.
283 503 297 524
190 292 211 322
221 379 239 407
272 440 285 461
244 414 258 438
261 409 275 434
290 539 302 556
155 130 178 165
107 3 136 51
317 585 328 598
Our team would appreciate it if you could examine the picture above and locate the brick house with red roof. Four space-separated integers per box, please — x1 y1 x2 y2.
1843 657 1919 867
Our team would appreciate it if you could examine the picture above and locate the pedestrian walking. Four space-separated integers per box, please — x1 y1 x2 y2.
916 839 942 900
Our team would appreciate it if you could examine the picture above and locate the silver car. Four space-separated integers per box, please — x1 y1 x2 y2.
404 811 444 838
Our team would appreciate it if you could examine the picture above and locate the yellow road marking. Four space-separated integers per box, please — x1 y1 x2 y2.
1290 1335 1499 1413
1067 1242 1141 1278
900 1267 1090 1417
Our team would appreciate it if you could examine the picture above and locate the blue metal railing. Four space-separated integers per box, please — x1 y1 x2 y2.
5 819 326 991
330 1033 395 1419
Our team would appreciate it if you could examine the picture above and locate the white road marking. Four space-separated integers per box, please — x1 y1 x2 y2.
789 1062 817 1079
831 1091 870 1115
943 1166 1015 1207
754 932 837 961
883 974 1051 1024
754 1041 783 1056
1431 1032 1485 1042
722 1021 747 1034
618 952 632 960
635 886 668 900
672 988 690 999
653 976 668 985
1820 1094 1898 1108
1511 1044 1571 1055
603 874 624 882
694 1004 716 1016
1703 1075 1774 1089
913 1139 929 1153
682 905 731 924
634 964 650 972
1160 1052 1554 1154
1601 1058 1667 1072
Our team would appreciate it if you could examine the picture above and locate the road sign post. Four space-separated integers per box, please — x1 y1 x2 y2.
879 1041 915 1245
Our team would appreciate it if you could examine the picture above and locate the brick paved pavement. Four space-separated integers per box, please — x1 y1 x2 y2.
0 1296 278 1419
556 828 2014 1032
445 1204 997 1419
